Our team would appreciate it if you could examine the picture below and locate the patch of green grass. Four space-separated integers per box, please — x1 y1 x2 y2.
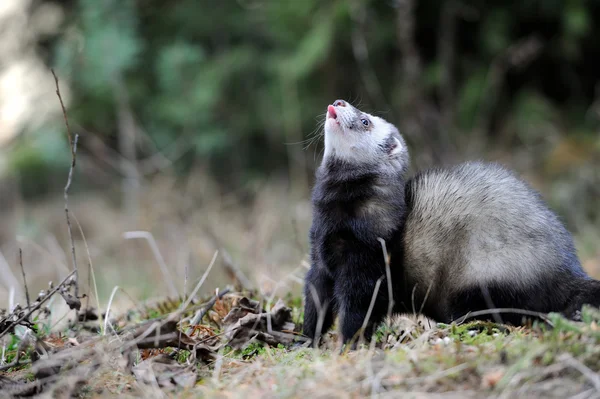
175 349 192 363
239 341 269 359
191 310 600 397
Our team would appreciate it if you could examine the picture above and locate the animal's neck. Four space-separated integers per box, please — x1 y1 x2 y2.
312 159 407 242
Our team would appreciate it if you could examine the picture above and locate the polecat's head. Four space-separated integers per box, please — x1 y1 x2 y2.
323 99 408 171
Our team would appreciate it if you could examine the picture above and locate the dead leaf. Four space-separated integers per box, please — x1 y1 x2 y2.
223 298 298 349
208 310 222 327
140 348 167 361
132 320 220 362
189 324 216 339
60 292 82 311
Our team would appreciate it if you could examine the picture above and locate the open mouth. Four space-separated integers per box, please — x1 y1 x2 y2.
327 105 337 119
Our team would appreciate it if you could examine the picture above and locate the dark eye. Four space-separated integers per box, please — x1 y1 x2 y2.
361 118 369 126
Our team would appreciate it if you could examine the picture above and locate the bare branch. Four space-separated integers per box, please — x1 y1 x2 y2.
0 270 76 341
51 69 74 157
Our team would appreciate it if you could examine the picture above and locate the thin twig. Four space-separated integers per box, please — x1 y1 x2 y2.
103 286 121 336
51 69 74 156
455 308 554 327
307 283 328 349
0 270 76 341
118 251 221 345
18 249 30 309
122 231 178 297
359 276 384 344
221 250 253 291
51 69 80 301
65 134 79 299
418 280 434 316
189 287 231 326
180 253 190 350
378 238 394 320
411 284 418 317
183 252 219 314
72 214 103 328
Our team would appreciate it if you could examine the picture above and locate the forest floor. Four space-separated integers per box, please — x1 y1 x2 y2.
1 276 600 398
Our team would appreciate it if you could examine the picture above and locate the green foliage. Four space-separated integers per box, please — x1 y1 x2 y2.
175 349 192 363
480 9 511 55
57 0 141 93
11 0 596 211
564 0 591 39
456 69 488 130
240 341 268 358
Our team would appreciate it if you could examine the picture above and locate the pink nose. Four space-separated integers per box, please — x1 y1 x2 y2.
333 99 346 107
327 105 337 119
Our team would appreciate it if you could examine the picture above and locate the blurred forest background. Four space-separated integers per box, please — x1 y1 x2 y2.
0 0 599 308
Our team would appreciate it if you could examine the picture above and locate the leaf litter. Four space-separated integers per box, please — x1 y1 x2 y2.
1 277 600 397
0 287 301 397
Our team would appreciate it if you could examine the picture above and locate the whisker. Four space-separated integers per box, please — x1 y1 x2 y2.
348 94 364 109
284 112 326 148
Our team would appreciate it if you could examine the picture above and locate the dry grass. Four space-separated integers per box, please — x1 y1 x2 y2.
0 171 313 311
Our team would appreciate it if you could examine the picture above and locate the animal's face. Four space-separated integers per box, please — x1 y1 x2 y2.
323 99 407 168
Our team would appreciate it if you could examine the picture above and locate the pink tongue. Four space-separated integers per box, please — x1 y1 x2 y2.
327 105 337 119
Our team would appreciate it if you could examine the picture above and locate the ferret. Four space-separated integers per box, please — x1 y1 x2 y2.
302 99 600 345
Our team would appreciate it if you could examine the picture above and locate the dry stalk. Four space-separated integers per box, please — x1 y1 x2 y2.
358 276 383 346
18 248 30 309
122 231 178 297
377 238 394 320
221 250 253 291
51 69 80 301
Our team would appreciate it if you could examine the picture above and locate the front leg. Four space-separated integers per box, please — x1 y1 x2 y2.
302 265 336 345
335 272 388 345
